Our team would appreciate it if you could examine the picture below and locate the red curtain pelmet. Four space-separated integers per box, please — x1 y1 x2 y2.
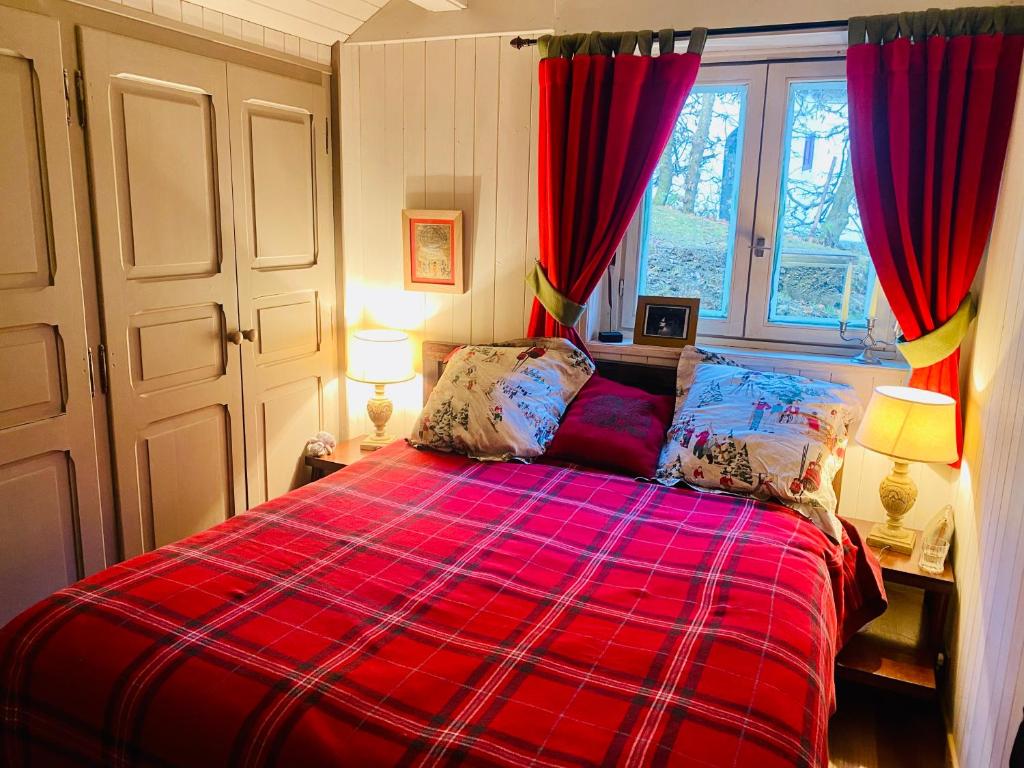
527 51 700 347
848 32 1024 457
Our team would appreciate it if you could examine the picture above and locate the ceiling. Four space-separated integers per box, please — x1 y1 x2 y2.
192 0 391 44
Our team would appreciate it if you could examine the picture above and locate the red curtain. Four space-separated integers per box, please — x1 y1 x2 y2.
526 49 700 347
847 23 1024 457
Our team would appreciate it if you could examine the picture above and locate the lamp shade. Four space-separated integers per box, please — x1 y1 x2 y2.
347 330 414 384
855 385 957 464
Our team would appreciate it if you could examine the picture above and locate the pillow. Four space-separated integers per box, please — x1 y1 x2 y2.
674 345 741 409
410 338 594 460
545 375 675 478
657 359 861 541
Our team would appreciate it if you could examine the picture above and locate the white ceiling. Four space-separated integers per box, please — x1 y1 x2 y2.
194 0 391 44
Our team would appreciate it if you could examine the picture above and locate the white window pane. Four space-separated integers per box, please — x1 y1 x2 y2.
769 80 875 327
639 84 747 319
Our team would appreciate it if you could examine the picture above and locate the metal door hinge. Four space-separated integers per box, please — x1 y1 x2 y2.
87 347 96 396
63 69 72 125
73 70 86 128
96 343 109 394
325 116 330 154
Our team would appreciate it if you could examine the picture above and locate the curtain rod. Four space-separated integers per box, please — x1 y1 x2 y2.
509 19 848 49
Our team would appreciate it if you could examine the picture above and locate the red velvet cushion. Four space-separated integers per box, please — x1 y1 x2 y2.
545 375 675 478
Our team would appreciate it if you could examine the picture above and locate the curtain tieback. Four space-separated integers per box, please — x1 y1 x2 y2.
526 263 586 327
896 294 977 369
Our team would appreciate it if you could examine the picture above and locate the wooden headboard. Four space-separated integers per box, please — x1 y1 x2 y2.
422 340 677 402
421 340 845 503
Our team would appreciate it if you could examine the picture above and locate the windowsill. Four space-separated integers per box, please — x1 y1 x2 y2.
589 334 908 372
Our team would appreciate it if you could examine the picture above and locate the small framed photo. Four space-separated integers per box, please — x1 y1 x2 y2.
633 296 700 348
402 209 464 294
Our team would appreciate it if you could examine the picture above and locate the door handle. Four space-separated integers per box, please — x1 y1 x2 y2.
241 328 258 343
752 236 772 258
226 330 243 345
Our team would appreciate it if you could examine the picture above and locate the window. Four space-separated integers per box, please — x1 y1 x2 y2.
610 58 894 350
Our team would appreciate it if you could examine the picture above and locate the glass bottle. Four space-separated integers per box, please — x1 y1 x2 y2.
919 504 955 574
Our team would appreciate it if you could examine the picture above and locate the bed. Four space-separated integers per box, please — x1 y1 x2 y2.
0 345 885 768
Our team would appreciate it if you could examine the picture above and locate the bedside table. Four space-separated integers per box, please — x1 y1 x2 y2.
304 435 373 482
837 517 955 697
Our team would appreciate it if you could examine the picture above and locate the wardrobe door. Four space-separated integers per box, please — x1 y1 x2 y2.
0 8 107 624
227 65 338 505
80 31 246 557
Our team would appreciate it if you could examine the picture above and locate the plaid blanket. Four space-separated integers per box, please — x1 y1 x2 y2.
0 441 884 767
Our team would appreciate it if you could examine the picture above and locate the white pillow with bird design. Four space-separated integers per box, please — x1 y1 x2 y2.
657 357 861 542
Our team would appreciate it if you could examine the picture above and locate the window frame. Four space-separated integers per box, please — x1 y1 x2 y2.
601 54 898 356
627 64 767 339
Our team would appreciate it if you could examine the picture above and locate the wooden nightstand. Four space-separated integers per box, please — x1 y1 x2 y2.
837 517 955 697
304 435 374 481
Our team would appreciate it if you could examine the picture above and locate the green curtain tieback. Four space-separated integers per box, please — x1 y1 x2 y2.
526 263 586 327
896 294 977 369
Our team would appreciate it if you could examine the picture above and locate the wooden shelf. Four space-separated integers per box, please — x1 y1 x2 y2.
836 521 955 697
838 629 936 696
837 584 937 697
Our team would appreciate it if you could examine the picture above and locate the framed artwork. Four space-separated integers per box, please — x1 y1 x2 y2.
402 209 464 294
633 296 700 348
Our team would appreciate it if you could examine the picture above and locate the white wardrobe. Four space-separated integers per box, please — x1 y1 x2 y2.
0 6 108 625
0 3 339 622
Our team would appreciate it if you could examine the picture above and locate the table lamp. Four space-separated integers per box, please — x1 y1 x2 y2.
855 385 958 554
347 329 414 451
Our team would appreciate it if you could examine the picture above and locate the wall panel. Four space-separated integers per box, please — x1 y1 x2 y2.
469 35 500 348
337 35 953 523
451 37 477 345
423 38 456 345
948 68 1024 768
341 34 539 438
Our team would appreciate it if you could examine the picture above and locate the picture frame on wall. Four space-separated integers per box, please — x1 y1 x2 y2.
633 296 701 348
402 209 465 294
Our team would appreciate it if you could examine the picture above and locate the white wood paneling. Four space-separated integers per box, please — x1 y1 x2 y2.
337 32 956 524
949 67 1024 768
102 0 388 60
493 35 534 341
340 35 540 438
470 35 500 346
423 38 456 344
451 36 476 344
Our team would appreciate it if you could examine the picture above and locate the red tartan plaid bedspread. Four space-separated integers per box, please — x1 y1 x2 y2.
0 441 884 768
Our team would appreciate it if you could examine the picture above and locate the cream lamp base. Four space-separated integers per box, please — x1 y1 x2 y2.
360 383 395 451
866 459 918 555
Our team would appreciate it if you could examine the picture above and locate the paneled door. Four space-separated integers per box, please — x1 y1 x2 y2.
80 31 247 557
227 65 338 505
0 8 107 623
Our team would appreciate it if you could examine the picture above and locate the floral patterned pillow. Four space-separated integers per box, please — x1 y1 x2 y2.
410 339 595 460
657 359 861 541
